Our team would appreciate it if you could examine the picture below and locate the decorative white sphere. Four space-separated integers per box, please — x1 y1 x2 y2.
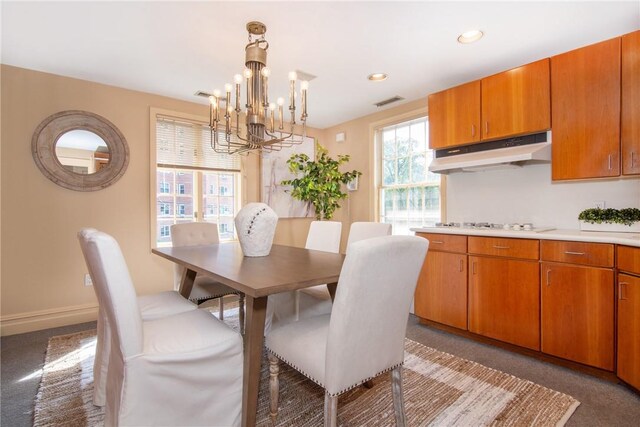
234 203 278 257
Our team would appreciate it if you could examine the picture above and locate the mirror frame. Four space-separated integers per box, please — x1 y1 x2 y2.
32 110 129 191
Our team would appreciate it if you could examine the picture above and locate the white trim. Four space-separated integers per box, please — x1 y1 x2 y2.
1 303 99 336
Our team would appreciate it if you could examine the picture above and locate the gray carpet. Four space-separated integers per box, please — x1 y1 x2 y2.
2 314 639 426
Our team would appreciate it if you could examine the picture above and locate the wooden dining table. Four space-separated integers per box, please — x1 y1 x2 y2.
152 242 345 427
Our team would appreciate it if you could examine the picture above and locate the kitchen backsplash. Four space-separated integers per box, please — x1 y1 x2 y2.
446 163 640 229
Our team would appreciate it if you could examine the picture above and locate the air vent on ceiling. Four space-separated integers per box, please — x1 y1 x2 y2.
195 90 213 98
374 96 404 107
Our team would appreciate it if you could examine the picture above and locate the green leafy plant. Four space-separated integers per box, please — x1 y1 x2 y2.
578 207 640 226
281 144 362 220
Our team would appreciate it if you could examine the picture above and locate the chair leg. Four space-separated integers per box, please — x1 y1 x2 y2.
324 393 338 427
238 293 245 335
268 353 280 422
391 366 406 427
219 297 224 320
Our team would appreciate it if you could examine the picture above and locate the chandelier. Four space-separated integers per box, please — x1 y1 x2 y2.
208 21 308 155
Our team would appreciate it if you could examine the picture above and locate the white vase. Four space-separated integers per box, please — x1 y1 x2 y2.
235 203 278 256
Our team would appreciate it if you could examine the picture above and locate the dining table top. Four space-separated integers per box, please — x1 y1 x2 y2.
152 242 345 298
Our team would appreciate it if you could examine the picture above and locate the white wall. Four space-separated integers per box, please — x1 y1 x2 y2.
446 164 640 229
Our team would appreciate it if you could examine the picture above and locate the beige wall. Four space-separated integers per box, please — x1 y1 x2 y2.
0 65 327 335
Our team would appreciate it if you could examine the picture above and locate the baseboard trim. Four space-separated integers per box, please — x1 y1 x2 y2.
1 303 99 336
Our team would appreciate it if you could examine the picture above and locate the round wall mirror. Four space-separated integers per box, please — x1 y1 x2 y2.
32 111 129 191
55 129 110 175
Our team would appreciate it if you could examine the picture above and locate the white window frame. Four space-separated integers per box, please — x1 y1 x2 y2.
370 109 446 231
149 108 244 248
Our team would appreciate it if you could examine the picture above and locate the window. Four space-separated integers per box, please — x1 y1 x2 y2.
159 203 171 215
377 117 441 234
153 115 241 246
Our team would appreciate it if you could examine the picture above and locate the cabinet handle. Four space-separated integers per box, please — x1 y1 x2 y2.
632 151 636 168
459 259 464 272
493 245 510 249
546 269 551 286
608 154 612 170
485 121 489 135
564 251 585 256
619 282 628 300
471 124 476 137
472 261 477 275
431 240 444 244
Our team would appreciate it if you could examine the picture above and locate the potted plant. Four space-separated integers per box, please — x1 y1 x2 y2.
281 144 362 220
578 207 640 232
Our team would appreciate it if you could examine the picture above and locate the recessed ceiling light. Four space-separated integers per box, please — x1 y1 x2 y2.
368 73 388 81
457 30 484 44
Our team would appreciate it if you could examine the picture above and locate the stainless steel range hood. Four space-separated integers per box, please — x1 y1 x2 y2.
429 132 551 174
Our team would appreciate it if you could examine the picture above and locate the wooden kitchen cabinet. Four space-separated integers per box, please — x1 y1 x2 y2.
551 37 621 180
468 255 540 350
481 59 550 140
622 30 640 175
617 245 640 390
414 233 468 329
541 262 614 370
428 81 481 149
618 273 640 390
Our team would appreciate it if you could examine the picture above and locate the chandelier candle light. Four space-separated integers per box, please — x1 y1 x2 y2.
208 21 308 155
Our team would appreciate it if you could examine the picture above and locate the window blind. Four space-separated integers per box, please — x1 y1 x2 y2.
156 116 241 172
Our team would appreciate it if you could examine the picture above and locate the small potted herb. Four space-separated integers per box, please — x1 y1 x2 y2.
578 208 640 233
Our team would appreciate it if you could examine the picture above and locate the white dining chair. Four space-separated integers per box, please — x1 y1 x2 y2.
78 229 243 426
78 228 197 407
266 235 429 427
294 221 392 319
265 221 341 333
171 222 245 331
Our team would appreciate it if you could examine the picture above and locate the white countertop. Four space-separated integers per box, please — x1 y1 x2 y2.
411 227 640 247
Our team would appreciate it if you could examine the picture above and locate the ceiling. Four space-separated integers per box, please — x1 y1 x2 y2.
2 1 639 129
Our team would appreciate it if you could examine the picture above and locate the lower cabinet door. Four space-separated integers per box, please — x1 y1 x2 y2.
414 251 467 329
541 262 614 370
468 256 540 350
618 273 640 388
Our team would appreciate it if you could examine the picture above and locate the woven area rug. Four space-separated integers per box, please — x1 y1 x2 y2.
34 310 579 426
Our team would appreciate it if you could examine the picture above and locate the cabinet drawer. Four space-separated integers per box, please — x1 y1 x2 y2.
468 237 539 260
618 246 640 275
540 240 614 267
416 233 467 253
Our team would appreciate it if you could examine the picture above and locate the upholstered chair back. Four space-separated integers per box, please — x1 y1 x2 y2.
305 221 342 253
77 229 144 358
324 235 428 395
346 222 392 250
171 222 220 247
170 222 220 288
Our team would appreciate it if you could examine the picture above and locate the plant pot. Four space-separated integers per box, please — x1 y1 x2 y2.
235 203 278 256
579 220 640 233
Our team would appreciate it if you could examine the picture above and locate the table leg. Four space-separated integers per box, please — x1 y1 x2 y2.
178 268 196 298
327 282 338 302
242 295 268 427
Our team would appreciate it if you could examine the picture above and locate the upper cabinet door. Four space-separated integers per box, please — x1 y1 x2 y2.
551 37 621 180
428 81 481 149
481 59 551 140
622 30 640 176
